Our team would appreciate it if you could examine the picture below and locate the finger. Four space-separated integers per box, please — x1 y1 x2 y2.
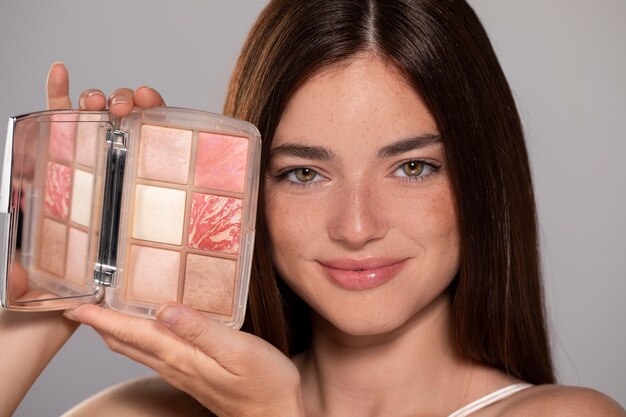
107 88 134 117
46 62 72 110
64 304 224 376
133 86 166 108
78 89 106 110
157 303 251 373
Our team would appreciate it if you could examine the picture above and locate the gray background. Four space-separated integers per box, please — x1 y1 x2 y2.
0 1 623 415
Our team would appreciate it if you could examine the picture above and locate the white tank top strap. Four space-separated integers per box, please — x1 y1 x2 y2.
447 382 534 417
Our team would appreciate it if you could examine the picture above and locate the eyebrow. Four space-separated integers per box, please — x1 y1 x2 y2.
269 133 441 161
376 134 441 158
269 143 336 161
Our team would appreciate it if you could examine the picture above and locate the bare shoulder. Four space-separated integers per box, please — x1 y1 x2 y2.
61 376 213 417
497 384 626 417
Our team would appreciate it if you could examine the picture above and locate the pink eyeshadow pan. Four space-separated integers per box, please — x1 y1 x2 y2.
183 254 235 315
126 245 180 304
188 193 242 254
44 162 72 220
40 218 67 277
137 125 192 184
75 120 99 167
48 118 77 162
194 132 248 192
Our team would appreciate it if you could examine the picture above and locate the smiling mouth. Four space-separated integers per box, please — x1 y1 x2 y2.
318 258 408 290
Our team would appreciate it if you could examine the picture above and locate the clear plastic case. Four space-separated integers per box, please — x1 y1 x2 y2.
0 108 261 329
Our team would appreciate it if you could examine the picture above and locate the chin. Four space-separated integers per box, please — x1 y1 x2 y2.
310 288 453 344
315 305 415 340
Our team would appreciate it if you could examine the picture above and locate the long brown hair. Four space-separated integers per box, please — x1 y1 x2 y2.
224 0 555 385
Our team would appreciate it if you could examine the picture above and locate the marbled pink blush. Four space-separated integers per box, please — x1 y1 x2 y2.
44 162 72 220
188 193 242 254
48 118 77 162
194 133 248 193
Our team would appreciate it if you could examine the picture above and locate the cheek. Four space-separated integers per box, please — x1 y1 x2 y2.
393 182 460 269
423 186 460 271
264 186 319 263
390 180 457 234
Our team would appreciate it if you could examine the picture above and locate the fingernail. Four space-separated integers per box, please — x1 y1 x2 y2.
63 309 78 321
51 60 64 68
110 96 129 106
79 90 98 108
157 305 180 326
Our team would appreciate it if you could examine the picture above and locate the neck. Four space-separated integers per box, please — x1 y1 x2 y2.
296 293 511 417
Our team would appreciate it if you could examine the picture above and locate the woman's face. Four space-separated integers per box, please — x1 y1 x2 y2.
265 55 460 337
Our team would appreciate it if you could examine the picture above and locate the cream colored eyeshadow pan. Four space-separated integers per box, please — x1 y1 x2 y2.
132 184 186 245
70 169 93 227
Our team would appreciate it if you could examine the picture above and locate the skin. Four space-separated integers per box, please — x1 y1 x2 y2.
2 61 624 417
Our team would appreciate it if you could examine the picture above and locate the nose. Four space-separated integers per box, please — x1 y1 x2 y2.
327 180 389 248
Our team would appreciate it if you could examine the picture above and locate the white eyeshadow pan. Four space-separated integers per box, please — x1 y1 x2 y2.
132 184 186 245
70 169 93 227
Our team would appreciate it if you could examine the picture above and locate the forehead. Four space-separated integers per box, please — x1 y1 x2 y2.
273 55 438 150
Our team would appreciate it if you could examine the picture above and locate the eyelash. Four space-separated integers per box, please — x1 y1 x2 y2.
274 159 441 189
392 159 442 183
274 167 327 189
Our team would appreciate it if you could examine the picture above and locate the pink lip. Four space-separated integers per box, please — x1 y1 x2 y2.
318 258 408 290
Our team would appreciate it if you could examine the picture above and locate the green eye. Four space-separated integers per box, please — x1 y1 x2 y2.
401 161 425 177
293 168 318 182
393 160 439 181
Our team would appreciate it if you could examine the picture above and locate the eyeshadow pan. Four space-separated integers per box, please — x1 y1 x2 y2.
183 254 235 315
126 245 180 304
132 184 186 245
48 118 77 162
137 125 192 184
44 161 72 220
40 218 67 277
65 228 89 286
188 193 242 254
75 120 99 168
70 169 93 227
194 132 248 192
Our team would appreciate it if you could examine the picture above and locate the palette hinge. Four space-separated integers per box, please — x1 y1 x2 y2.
93 263 116 287
106 129 128 148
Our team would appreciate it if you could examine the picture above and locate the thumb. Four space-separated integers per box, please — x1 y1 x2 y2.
157 303 247 360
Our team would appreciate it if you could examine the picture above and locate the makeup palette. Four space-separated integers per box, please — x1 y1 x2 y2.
0 108 260 328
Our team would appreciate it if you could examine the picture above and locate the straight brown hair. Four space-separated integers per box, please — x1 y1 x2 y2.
224 0 555 385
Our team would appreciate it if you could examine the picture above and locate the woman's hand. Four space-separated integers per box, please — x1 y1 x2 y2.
47 63 305 415
46 62 165 116
63 304 306 417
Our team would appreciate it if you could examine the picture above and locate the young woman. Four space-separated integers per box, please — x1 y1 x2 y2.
2 1 624 416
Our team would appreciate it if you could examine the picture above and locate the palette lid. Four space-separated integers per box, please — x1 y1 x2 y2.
1 110 111 310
